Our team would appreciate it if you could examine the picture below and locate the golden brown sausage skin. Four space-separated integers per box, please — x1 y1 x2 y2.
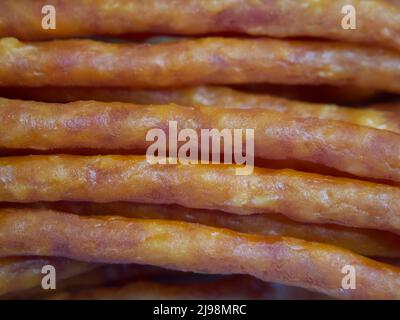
0 208 400 299
26 201 400 258
0 0 399 52
1 99 400 183
1 38 400 92
1 86 398 133
1 156 400 234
